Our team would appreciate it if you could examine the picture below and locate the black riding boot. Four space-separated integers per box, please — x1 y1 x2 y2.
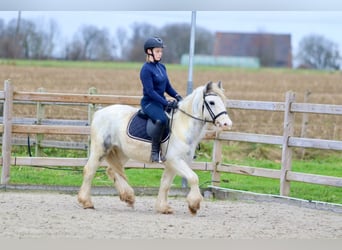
150 120 165 163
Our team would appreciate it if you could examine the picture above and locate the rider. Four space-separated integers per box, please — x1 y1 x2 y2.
140 36 183 163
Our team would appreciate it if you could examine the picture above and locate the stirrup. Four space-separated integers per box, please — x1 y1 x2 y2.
151 151 165 163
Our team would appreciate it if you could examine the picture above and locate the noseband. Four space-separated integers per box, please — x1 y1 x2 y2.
178 92 228 124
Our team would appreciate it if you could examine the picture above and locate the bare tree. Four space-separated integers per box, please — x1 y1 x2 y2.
114 27 128 60
125 22 159 62
1 17 214 63
44 19 59 59
65 25 114 61
0 19 4 35
160 23 214 63
159 23 191 63
81 25 99 59
0 17 58 59
194 26 214 55
64 39 83 60
297 34 341 70
0 18 21 58
11 18 35 58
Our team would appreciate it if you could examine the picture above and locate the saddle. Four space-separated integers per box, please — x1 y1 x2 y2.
127 110 170 143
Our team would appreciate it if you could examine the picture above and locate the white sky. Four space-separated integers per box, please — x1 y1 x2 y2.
1 11 342 58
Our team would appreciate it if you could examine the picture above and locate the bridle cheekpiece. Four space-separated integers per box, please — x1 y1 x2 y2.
178 92 227 124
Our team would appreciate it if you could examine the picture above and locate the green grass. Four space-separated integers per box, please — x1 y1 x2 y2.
0 58 191 71
2 143 341 204
5 160 341 204
0 59 143 69
1 58 333 75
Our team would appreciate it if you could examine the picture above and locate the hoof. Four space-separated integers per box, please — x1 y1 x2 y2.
161 208 174 214
188 203 200 215
119 194 135 208
77 196 94 209
156 205 174 214
188 206 197 215
187 194 203 215
126 202 135 209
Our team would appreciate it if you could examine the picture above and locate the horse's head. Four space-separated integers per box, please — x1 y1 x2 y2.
202 81 232 131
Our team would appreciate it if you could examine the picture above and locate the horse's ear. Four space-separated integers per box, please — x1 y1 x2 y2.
204 81 213 93
217 81 223 89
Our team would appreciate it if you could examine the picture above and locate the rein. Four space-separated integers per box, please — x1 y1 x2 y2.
178 108 212 123
163 107 176 157
178 93 227 124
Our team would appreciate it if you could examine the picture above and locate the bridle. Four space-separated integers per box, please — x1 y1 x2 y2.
164 92 228 157
177 92 228 124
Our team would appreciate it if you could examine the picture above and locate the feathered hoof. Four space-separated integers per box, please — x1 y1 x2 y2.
156 205 174 214
78 197 94 209
188 203 200 215
187 194 203 215
83 205 95 209
189 206 199 215
119 194 135 208
161 208 174 214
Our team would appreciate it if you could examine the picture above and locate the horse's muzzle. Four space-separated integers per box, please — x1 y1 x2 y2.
215 116 232 131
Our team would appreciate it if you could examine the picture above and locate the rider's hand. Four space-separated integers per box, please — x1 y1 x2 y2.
175 94 183 102
168 100 178 109
165 100 178 112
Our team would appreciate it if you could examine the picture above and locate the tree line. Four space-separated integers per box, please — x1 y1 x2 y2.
0 16 340 69
0 17 214 63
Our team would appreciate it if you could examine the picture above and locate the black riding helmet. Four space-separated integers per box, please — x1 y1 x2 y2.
144 37 165 54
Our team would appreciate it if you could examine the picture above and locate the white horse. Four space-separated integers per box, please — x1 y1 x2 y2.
78 81 232 215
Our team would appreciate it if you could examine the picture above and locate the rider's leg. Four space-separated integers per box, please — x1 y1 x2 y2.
150 119 165 163
141 101 168 163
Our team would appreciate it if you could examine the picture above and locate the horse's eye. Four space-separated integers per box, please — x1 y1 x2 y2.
209 101 215 105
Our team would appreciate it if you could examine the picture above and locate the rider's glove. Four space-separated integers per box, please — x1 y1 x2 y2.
165 100 178 113
175 94 183 102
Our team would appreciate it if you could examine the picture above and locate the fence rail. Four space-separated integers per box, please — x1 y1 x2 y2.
1 80 341 196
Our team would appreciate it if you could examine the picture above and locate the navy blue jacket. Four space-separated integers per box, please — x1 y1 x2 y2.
140 61 178 107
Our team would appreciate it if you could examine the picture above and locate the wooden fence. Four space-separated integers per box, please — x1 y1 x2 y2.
1 80 342 196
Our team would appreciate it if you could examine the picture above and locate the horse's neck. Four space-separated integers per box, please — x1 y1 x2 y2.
174 89 207 145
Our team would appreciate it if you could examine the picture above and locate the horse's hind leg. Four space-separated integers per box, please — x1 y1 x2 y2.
105 148 135 207
78 152 102 209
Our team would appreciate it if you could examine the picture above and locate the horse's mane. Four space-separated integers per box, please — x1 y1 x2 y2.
181 81 227 106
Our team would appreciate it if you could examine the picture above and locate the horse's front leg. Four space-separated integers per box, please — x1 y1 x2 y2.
183 168 203 215
156 167 176 214
166 159 203 215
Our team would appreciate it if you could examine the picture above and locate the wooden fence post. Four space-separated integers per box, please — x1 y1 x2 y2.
87 87 97 157
35 87 45 157
300 89 311 159
211 133 222 186
1 80 14 185
280 91 296 196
